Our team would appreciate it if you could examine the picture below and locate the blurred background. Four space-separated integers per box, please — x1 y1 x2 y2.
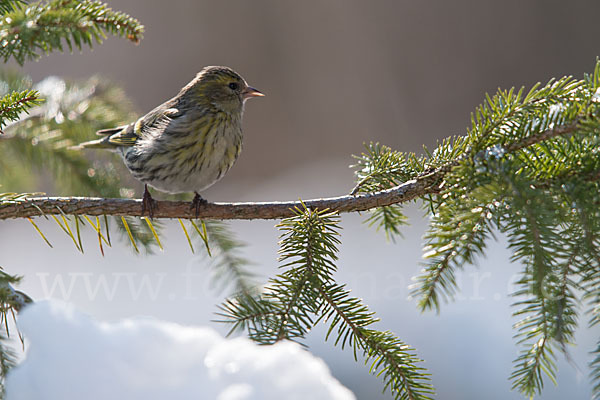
2 0 600 398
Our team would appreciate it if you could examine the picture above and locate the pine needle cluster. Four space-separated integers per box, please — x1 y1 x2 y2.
219 205 434 400
0 267 31 395
352 61 600 398
0 0 143 65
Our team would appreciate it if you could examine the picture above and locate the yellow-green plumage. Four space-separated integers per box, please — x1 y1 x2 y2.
75 66 263 197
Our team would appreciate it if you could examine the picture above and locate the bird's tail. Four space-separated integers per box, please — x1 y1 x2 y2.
70 125 129 150
69 137 115 150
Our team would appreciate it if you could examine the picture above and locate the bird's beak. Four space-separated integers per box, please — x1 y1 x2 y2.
243 86 265 99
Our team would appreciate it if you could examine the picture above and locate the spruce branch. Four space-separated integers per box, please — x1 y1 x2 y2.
410 181 499 312
0 113 588 221
219 206 433 400
219 207 341 343
579 184 600 400
0 267 32 396
397 62 600 398
0 177 439 220
0 268 32 314
0 89 42 132
317 281 433 400
0 0 144 65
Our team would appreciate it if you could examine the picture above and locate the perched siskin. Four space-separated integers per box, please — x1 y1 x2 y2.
74 66 264 216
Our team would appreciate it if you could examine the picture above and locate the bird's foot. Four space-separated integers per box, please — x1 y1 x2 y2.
141 184 158 218
190 192 207 218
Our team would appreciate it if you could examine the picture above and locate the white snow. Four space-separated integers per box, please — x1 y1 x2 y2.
5 300 355 400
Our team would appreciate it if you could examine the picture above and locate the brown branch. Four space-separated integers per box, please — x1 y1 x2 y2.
0 174 442 221
506 119 581 152
0 95 39 134
0 119 583 221
0 96 38 116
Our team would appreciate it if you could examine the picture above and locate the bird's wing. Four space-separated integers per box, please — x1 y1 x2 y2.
102 107 182 147
106 124 140 147
96 126 128 136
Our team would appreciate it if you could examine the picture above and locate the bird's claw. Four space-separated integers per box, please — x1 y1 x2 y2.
141 184 158 218
191 192 207 218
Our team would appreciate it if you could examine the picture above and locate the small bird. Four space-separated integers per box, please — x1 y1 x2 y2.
74 66 264 217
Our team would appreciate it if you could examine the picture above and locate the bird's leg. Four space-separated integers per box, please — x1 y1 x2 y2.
141 184 158 218
191 192 207 218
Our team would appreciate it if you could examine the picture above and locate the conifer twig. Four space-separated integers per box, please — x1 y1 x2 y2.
0 175 440 221
0 118 583 221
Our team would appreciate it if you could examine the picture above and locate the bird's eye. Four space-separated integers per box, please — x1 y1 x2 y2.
228 82 239 91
